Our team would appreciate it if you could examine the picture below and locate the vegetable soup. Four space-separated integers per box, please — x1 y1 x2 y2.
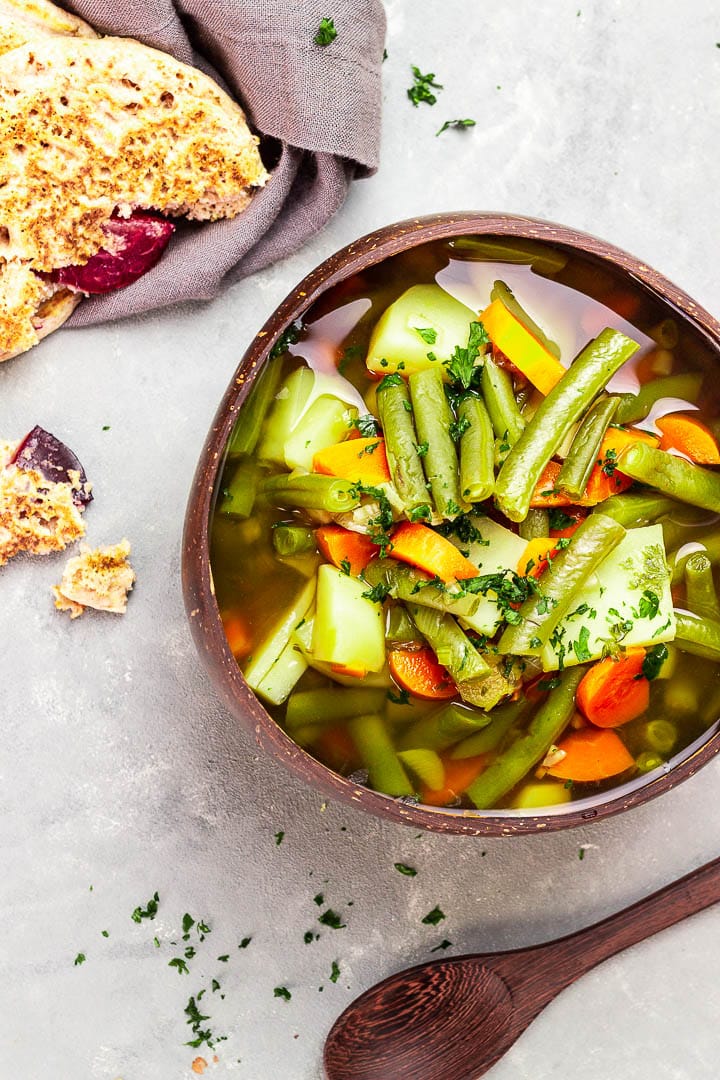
211 236 720 812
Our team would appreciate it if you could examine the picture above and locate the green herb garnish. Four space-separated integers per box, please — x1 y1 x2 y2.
394 863 417 877
274 986 292 1001
319 908 346 929
421 906 446 926
407 65 443 107
131 892 159 923
436 118 476 136
314 17 337 46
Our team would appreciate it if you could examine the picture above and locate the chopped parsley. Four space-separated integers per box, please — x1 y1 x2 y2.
339 558 351 576
436 118 476 136
407 65 443 107
275 830 285 846
387 688 411 705
377 372 404 392
572 625 592 662
303 930 314 944
548 508 576 531
449 415 471 441
445 499 461 517
217 955 229 963
131 892 159 923
421 906 446 926
319 909 346 929
169 957 190 975
270 320 302 359
313 893 325 906
640 643 669 680
238 937 252 949
409 503 432 522
73 952 86 966
351 413 381 437
362 581 391 604
578 847 586 861
351 482 395 555
314 17 337 46
437 513 488 546
184 996 213 1048
638 589 660 620
600 448 618 476
274 986 292 1001
415 327 437 344
329 961 341 984
358 440 381 457
182 913 195 938
430 939 453 952
415 440 429 457
652 616 673 639
444 322 489 388
101 424 111 431
394 863 417 877
338 344 363 375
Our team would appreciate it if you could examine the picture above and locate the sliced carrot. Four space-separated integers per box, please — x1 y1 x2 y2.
312 437 391 484
388 646 457 700
221 613 251 658
480 298 565 395
655 413 720 465
315 525 378 577
517 537 558 578
388 521 479 583
549 508 587 539
546 728 635 782
315 725 359 773
420 754 487 806
530 427 659 508
576 647 650 728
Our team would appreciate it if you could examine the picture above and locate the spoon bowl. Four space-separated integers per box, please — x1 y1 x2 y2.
324 855 720 1080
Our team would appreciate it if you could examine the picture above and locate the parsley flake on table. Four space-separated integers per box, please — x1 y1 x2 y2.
169 957 190 975
131 891 159 923
430 939 453 952
238 936 252 949
313 893 325 906
319 908 346 929
314 17 337 46
73 952 86 966
407 65 443 107
274 986 292 1001
101 930 109 938
394 862 417 877
436 118 476 136
421 905 446 926
329 960 341 984
275 830 285 846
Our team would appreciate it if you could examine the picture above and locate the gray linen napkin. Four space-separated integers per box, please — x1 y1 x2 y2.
60 0 386 325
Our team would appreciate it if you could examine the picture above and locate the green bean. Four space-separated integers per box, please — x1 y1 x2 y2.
272 524 316 557
376 376 430 513
617 443 720 513
684 552 720 621
286 687 387 730
408 604 491 684
362 559 480 618
614 373 703 425
671 534 720 585
385 603 423 645
262 472 360 512
495 328 640 522
556 396 620 499
490 281 561 358
674 609 720 663
518 508 550 541
457 394 495 502
449 237 568 274
409 367 464 517
217 457 258 519
450 699 529 758
227 361 284 458
595 492 682 527
636 751 664 774
465 667 584 809
398 702 493 752
499 513 626 655
347 713 414 797
481 355 526 446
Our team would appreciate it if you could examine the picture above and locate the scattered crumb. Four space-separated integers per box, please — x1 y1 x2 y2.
0 441 85 565
53 539 135 618
191 1058 207 1075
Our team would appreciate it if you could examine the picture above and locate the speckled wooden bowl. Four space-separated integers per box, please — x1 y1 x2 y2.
182 212 720 836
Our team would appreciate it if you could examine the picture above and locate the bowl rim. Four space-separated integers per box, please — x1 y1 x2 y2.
182 210 720 837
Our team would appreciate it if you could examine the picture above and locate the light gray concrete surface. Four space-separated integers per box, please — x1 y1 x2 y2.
2 2 720 1078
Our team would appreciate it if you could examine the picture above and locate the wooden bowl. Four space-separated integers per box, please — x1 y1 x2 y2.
182 211 720 837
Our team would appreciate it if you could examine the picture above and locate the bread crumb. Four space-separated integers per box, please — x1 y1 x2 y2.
53 538 135 617
191 1058 207 1075
0 445 85 566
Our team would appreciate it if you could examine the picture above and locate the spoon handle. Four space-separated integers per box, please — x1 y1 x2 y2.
507 853 720 997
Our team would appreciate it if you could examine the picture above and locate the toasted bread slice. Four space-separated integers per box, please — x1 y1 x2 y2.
0 32 269 359
53 538 135 617
0 0 95 57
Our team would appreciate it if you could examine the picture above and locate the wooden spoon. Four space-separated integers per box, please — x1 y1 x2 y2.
324 854 720 1080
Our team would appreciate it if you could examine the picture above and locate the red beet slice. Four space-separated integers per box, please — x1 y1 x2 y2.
50 212 175 294
11 426 92 505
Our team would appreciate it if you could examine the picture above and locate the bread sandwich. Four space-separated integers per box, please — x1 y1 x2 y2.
0 2 269 362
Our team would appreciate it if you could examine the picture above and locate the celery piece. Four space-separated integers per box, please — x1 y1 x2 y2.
244 578 316 690
218 457 258 519
311 565 386 672
253 641 308 706
347 714 414 796
258 367 315 464
366 284 478 378
510 781 571 810
397 748 445 790
283 396 358 471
